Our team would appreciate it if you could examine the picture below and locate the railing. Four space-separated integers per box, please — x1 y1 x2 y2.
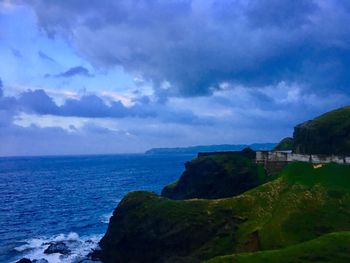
256 151 350 164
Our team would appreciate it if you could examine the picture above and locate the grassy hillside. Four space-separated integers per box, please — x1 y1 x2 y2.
231 162 350 252
206 231 350 263
293 106 350 154
95 162 350 262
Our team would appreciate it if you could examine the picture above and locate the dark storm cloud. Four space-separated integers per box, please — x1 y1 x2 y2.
46 66 93 78
60 95 129 118
16 0 350 97
1 87 204 124
38 51 56 62
17 89 59 115
245 0 317 28
13 90 139 118
57 66 93 78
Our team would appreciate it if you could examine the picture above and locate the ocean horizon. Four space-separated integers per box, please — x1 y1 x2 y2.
0 153 195 263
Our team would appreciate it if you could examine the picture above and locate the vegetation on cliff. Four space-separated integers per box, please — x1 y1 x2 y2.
293 106 350 154
95 191 242 263
273 137 293 151
161 148 268 200
206 231 350 263
95 162 350 262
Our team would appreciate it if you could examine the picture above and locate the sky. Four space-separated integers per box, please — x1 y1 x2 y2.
0 0 349 156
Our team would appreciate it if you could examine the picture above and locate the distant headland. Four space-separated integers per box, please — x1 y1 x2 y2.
145 143 276 155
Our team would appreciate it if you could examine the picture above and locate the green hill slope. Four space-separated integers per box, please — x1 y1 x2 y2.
273 137 293 151
206 231 350 263
94 162 350 263
293 106 350 154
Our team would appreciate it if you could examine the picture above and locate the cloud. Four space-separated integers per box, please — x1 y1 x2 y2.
15 0 350 98
0 78 3 97
17 89 59 114
0 120 141 156
11 47 23 58
38 50 56 62
0 81 348 156
46 66 93 78
60 95 129 118
245 0 317 28
0 82 213 124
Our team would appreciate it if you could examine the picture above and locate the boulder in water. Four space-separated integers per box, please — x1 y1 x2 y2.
32 259 49 263
16 258 32 263
44 241 70 255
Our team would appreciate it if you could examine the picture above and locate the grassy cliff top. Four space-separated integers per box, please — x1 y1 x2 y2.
206 231 350 263
293 106 350 154
304 106 350 127
97 161 350 262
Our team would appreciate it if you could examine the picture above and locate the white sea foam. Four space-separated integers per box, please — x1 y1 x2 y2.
100 198 120 224
13 232 102 263
100 212 113 224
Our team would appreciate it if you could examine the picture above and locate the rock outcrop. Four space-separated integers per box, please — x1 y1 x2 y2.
293 106 350 155
16 259 32 263
44 241 70 255
161 148 265 200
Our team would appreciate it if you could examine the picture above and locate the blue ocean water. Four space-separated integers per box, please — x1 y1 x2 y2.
0 154 194 263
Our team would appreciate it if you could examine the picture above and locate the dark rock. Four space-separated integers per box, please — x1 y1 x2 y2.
32 259 49 263
161 148 265 200
293 106 350 154
44 241 70 255
16 258 32 263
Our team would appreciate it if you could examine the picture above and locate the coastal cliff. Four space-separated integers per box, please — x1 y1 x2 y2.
161 148 267 200
293 106 350 154
94 162 350 262
93 106 350 263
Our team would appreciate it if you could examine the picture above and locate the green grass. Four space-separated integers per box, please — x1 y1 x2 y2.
205 231 350 263
312 106 350 126
293 106 350 154
228 162 350 251
274 137 293 151
283 162 350 189
98 162 350 262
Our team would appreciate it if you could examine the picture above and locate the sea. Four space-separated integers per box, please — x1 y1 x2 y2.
0 153 195 263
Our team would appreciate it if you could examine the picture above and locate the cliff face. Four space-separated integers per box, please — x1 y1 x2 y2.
293 106 350 155
94 162 350 263
161 148 265 200
95 191 242 263
93 106 350 263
